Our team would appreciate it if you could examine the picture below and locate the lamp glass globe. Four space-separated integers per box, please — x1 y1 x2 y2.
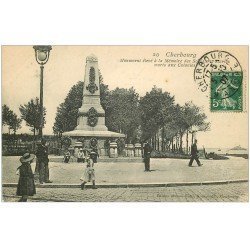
38 51 47 61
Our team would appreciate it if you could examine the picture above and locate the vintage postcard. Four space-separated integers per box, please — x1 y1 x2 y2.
1 45 248 202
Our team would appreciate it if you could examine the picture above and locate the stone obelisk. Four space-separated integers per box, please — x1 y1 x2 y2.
76 54 108 131
63 54 125 156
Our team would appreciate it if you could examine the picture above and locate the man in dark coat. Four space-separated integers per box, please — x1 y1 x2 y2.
36 138 52 183
188 139 202 167
143 142 153 172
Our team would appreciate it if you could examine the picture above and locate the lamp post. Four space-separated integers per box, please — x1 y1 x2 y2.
33 45 52 138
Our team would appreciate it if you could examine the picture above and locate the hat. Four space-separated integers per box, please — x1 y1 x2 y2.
20 153 35 163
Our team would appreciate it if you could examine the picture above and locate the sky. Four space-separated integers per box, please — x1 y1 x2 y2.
2 45 248 148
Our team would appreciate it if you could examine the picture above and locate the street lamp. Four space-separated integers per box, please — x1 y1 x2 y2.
33 45 52 138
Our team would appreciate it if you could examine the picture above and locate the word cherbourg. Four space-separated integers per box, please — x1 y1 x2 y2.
1 45 248 202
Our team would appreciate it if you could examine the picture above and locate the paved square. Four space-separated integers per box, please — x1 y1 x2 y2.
2 156 248 184
2 156 248 202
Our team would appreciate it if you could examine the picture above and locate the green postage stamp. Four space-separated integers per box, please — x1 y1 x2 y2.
210 72 243 111
194 50 244 112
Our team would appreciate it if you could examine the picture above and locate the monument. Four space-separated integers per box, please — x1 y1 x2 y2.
63 54 125 157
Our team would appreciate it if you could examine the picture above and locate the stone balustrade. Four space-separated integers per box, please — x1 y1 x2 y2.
109 142 118 158
124 143 142 157
134 143 142 157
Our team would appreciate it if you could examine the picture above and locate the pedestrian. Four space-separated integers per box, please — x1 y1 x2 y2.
64 149 71 163
90 146 99 163
143 141 152 172
80 151 97 190
77 148 85 163
16 152 36 202
36 138 52 184
188 139 203 167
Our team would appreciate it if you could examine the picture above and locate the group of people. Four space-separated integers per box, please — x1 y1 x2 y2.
16 139 99 202
16 138 52 202
63 148 98 163
15 138 202 202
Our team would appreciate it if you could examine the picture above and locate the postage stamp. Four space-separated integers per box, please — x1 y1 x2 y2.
194 50 244 112
210 72 243 111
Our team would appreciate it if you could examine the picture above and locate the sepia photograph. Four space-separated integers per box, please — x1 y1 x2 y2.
1 45 248 202
1 2 250 250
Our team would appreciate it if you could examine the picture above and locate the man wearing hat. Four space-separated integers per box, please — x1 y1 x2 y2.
36 138 52 183
188 139 203 167
16 153 36 202
143 141 153 172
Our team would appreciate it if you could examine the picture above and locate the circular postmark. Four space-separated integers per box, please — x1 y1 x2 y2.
194 50 243 111
194 50 242 94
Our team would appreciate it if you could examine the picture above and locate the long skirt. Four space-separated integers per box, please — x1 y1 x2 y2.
16 176 36 196
80 168 95 182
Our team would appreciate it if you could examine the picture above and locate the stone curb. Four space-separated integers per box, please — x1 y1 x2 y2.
2 179 248 189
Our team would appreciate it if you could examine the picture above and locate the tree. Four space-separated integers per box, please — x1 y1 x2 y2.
162 102 210 153
171 104 188 152
139 89 210 154
2 105 22 134
139 86 175 142
9 113 22 135
53 81 83 134
105 87 140 143
2 105 12 129
180 102 210 153
19 97 46 139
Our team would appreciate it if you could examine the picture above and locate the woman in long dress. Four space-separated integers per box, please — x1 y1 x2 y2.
16 153 36 202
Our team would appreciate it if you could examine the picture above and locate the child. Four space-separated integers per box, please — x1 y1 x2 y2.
77 148 85 163
80 151 97 190
16 152 36 202
63 150 71 163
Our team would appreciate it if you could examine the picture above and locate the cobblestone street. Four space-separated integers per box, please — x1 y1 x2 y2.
2 182 248 202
